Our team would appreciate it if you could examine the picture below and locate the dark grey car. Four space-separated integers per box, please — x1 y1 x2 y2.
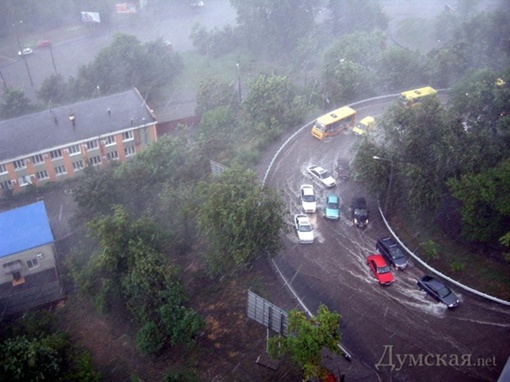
376 236 408 270
417 275 460 308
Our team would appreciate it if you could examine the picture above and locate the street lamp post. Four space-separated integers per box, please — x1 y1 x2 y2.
12 20 34 87
373 156 394 214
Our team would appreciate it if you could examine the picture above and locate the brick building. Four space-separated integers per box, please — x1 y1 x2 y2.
0 88 157 195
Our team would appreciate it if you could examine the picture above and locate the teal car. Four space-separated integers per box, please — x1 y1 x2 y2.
324 194 340 220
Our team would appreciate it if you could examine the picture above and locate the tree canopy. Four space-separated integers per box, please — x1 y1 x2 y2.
268 304 341 380
196 166 286 276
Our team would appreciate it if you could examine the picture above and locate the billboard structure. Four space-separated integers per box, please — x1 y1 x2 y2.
116 3 138 14
247 290 288 336
81 11 101 23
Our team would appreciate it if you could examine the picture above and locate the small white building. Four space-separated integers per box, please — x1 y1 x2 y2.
0 201 64 316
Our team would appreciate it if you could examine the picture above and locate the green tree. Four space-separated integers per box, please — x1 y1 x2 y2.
74 206 203 355
267 304 341 380
0 311 100 382
325 0 387 36
230 0 318 54
0 87 37 118
447 158 510 244
37 73 69 105
196 166 286 276
243 73 306 140
195 78 238 116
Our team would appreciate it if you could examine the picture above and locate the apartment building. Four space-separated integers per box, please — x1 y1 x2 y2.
0 88 157 195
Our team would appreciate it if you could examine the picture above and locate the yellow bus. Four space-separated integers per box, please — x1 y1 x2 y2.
311 106 356 140
399 86 437 108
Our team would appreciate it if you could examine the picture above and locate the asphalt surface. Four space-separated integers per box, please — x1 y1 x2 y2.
259 99 510 381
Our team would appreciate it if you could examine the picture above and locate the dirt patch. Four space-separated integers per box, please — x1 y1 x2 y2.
56 257 303 381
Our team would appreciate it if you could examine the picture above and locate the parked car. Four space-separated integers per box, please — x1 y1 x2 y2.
417 275 459 308
307 165 336 188
300 184 317 213
351 197 369 228
294 214 314 244
18 48 33 56
190 1 204 7
367 254 394 285
36 40 52 48
353 116 376 135
324 194 340 220
337 160 351 180
376 236 408 270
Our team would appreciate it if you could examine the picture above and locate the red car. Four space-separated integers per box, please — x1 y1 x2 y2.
367 254 394 285
36 40 52 48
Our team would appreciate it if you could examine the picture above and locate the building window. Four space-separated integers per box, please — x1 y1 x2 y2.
104 136 116 146
85 140 98 150
68 144 80 155
18 175 32 186
1 180 13 190
122 131 134 141
50 149 62 159
107 151 119 161
26 258 39 269
72 160 84 171
54 165 67 176
31 154 44 164
0 164 7 174
36 170 49 180
13 159 26 169
124 146 135 157
89 156 101 166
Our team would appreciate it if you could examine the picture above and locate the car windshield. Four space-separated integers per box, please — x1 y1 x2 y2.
377 265 391 274
299 224 312 232
302 194 315 202
354 208 368 216
437 286 451 298
327 201 339 209
319 171 331 179
389 246 405 259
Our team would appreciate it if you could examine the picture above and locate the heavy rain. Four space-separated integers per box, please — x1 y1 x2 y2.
0 1 509 381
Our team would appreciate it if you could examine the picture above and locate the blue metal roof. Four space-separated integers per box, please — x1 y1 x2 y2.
0 201 54 258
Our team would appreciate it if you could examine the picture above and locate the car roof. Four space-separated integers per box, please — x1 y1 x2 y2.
379 236 396 246
309 165 325 172
301 184 314 193
368 254 386 266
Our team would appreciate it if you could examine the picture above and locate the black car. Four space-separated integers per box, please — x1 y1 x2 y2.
417 275 459 308
351 197 369 228
337 160 351 180
376 236 408 270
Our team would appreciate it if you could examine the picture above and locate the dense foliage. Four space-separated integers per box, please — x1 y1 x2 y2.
70 206 204 355
0 311 100 381
268 304 341 380
196 166 286 276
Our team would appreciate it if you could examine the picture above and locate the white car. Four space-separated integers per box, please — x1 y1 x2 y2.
307 165 336 188
294 214 314 243
300 184 317 213
18 48 33 56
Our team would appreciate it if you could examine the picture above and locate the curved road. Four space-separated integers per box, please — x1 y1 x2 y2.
263 100 510 381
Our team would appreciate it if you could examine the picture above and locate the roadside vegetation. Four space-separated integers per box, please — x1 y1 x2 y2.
1 0 510 380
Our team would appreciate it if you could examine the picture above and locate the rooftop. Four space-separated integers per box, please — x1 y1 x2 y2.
0 201 54 258
0 88 156 162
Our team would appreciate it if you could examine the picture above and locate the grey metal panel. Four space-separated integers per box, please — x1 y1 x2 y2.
247 290 288 336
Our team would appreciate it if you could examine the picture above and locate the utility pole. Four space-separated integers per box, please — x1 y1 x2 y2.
13 21 34 87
